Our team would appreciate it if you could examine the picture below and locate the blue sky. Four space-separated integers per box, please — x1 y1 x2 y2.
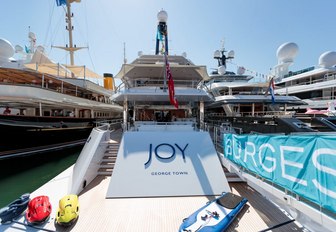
1 0 335 82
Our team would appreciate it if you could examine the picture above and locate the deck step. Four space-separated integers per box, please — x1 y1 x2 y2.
106 147 118 150
106 145 119 148
100 164 115 168
97 167 114 176
102 157 117 162
103 153 117 157
98 136 120 177
105 150 118 154
97 171 113 176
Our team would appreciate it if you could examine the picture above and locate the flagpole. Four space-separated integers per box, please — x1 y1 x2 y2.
157 10 168 92
53 0 86 78
163 52 167 92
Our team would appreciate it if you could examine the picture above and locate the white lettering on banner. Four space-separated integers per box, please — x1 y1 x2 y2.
244 142 257 167
312 148 336 198
224 135 336 200
233 138 242 159
259 144 276 173
225 138 232 156
312 148 336 175
312 179 336 199
280 146 307 186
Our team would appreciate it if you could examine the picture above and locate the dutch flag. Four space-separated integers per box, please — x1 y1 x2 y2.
269 77 275 104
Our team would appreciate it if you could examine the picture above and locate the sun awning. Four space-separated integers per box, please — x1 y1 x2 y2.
64 65 103 78
24 63 103 79
24 63 71 77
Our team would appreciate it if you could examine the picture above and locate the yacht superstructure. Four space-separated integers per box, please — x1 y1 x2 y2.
204 45 314 134
273 42 336 111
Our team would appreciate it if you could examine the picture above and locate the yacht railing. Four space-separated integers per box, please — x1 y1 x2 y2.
324 72 336 80
95 119 122 130
279 72 336 88
128 79 201 89
0 81 114 104
206 110 292 118
130 120 197 131
216 90 266 96
308 95 336 101
283 66 315 78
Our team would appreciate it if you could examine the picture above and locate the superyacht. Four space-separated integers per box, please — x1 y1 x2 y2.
0 0 122 159
272 42 336 130
1 9 333 232
203 45 314 134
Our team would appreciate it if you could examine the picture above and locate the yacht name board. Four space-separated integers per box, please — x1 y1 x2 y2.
106 131 230 198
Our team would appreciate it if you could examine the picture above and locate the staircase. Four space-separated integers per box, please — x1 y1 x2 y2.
98 141 120 176
222 104 233 116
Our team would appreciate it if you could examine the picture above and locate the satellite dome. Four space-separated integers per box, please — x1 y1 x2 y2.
276 42 299 64
218 65 226 75
319 51 336 68
213 50 221 59
227 50 235 58
157 9 168 23
0 38 15 59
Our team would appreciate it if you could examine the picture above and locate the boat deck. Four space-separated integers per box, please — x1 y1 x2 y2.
68 177 303 232
0 129 305 232
43 176 303 232
2 174 304 231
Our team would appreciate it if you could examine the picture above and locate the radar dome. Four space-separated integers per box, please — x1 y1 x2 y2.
319 51 336 68
227 50 235 58
0 38 15 59
276 42 298 64
213 50 221 59
218 65 226 75
157 10 168 22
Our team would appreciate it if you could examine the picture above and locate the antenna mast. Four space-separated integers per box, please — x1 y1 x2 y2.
53 1 86 67
123 42 127 64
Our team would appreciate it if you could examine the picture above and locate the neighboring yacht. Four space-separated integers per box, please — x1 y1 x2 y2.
272 42 336 111
271 42 336 131
0 10 310 232
203 46 315 134
0 1 122 159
